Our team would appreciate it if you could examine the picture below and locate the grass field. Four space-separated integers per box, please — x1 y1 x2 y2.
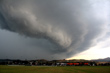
0 65 110 73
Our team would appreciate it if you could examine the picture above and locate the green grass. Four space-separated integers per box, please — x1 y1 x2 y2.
0 65 110 73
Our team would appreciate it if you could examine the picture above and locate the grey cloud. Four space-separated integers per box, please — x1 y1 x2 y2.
0 0 109 59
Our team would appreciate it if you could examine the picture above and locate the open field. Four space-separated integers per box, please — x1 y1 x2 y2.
0 65 110 73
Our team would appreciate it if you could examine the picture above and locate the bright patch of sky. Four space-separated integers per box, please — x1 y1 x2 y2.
68 37 110 60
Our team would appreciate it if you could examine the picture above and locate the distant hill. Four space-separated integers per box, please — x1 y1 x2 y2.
91 57 110 62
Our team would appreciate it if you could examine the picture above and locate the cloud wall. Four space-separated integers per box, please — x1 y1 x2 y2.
0 0 109 59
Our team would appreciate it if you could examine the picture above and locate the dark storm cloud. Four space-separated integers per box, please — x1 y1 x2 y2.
0 0 109 59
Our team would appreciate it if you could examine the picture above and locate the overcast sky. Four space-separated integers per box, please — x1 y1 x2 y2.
0 0 110 60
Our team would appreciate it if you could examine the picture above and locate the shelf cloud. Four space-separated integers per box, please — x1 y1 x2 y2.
0 0 109 59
